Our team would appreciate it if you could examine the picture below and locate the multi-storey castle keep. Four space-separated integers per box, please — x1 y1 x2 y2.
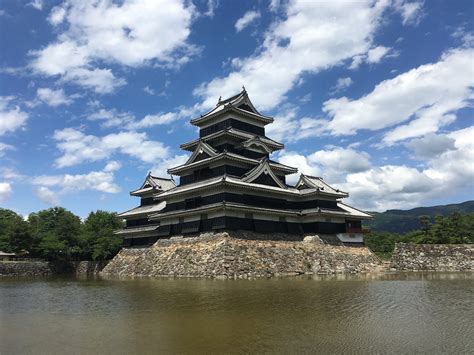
117 89 371 247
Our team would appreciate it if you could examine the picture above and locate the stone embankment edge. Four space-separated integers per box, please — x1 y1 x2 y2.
0 260 108 277
101 232 382 279
390 243 473 272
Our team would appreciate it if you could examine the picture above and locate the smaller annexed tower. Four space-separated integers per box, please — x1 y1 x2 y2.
116 173 175 247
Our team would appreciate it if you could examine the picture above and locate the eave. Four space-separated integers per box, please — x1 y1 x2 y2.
191 105 274 127
153 175 346 200
149 201 370 221
117 201 167 218
296 174 349 198
167 152 297 175
149 201 300 220
114 225 160 235
180 128 284 151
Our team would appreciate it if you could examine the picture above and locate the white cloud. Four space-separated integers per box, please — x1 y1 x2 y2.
33 170 121 194
349 46 393 69
204 0 219 17
278 147 371 185
278 151 320 184
235 10 261 32
265 106 299 142
87 104 195 129
330 77 353 93
265 106 328 143
128 113 180 129
0 182 12 201
35 186 60 205
367 46 391 63
37 88 72 107
28 0 43 11
0 167 24 181
48 6 66 25
0 97 28 136
31 0 197 92
103 161 122 172
309 148 371 175
61 67 126 94
342 165 436 211
394 0 424 26
0 142 14 157
423 126 474 189
277 127 474 211
31 40 89 76
195 1 391 111
406 133 456 160
143 86 156 95
324 48 474 143
451 26 474 47
53 128 170 168
153 154 189 178
269 0 280 12
87 109 134 128
33 164 122 205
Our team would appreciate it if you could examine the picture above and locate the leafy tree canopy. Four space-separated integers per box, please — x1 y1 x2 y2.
0 208 32 254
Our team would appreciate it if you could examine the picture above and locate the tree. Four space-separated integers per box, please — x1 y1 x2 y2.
81 210 123 260
419 215 432 242
431 215 450 244
0 209 32 253
28 207 82 260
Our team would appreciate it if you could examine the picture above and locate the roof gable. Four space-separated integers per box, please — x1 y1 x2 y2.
190 89 273 126
242 158 287 189
218 88 260 115
239 136 273 153
130 173 176 196
185 140 218 165
296 175 348 197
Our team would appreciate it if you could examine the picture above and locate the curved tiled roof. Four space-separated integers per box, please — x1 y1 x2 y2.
190 89 274 126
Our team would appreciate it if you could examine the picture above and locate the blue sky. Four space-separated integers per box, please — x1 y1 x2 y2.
0 0 473 217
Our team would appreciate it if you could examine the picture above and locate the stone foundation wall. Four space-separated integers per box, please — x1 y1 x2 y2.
0 261 53 276
101 232 381 278
390 243 473 272
0 260 108 276
73 261 108 275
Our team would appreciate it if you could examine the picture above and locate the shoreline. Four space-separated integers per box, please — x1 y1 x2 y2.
1 235 472 278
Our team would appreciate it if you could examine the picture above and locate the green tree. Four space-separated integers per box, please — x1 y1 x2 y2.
81 210 123 260
461 213 474 243
28 207 82 260
431 215 450 244
364 231 404 258
449 212 464 243
0 209 32 253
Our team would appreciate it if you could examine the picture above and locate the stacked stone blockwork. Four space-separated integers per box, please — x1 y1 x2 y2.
117 89 372 247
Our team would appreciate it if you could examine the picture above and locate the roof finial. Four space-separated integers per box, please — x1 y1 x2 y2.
147 171 151 177
242 85 246 92
218 95 222 103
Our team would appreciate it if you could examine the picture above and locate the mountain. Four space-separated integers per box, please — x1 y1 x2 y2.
364 201 474 234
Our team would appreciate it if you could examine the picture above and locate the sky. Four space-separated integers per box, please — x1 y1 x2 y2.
0 0 473 218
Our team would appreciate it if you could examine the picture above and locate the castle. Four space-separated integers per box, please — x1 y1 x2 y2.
116 89 371 246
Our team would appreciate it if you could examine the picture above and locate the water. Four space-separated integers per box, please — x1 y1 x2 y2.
1 273 473 354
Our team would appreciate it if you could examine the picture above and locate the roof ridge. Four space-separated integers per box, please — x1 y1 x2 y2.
150 175 174 181
218 88 245 105
303 174 323 180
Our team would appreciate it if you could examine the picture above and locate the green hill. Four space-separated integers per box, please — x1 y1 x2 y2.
364 201 474 234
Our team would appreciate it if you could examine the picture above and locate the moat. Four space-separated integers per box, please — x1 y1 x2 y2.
1 273 473 354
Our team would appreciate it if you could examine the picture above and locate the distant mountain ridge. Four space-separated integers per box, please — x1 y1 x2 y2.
365 201 474 234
